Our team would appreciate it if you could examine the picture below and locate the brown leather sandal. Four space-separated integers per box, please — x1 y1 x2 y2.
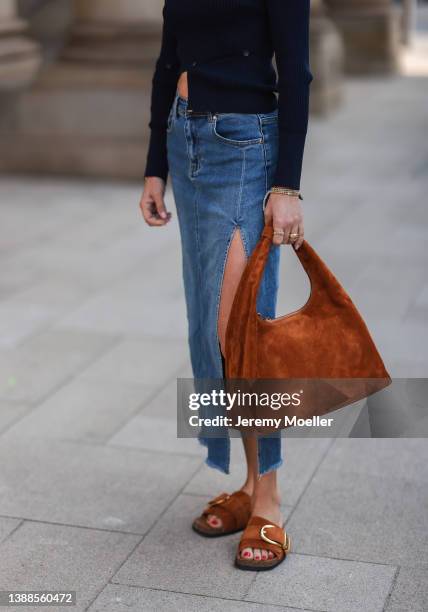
192 490 252 538
235 515 291 571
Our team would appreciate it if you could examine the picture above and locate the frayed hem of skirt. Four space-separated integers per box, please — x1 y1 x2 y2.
197 435 208 449
258 457 284 476
197 436 230 475
205 456 230 475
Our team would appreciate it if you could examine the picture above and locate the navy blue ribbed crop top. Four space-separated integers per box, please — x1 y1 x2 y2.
144 0 313 190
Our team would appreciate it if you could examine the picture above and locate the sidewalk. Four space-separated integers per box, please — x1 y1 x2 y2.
0 66 427 611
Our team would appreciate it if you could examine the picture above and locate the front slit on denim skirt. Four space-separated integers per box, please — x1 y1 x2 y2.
166 90 283 476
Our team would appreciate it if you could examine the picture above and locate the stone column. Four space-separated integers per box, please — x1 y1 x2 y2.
309 0 345 116
401 0 417 46
0 0 41 90
0 0 163 178
63 0 162 66
324 0 401 74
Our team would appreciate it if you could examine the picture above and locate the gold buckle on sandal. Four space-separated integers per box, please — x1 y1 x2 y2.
208 493 230 506
260 524 291 552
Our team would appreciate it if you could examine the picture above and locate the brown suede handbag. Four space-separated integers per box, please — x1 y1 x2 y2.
224 223 392 429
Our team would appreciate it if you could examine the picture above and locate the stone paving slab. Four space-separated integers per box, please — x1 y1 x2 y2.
0 521 140 612
5 377 153 443
286 465 428 568
405 281 428 325
0 300 57 349
314 203 399 260
184 438 332 507
0 256 43 302
89 584 301 612
0 329 115 403
53 244 187 339
386 566 428 612
8 238 133 295
55 286 187 339
0 178 99 253
140 376 181 420
0 516 21 544
244 552 396 612
348 256 426 325
110 360 193 423
0 279 90 348
0 433 201 534
5 277 91 311
44 207 136 252
79 337 188 389
109 414 205 457
319 439 428 484
368 319 428 378
0 400 33 434
7 225 170 296
112 494 255 599
0 181 178 293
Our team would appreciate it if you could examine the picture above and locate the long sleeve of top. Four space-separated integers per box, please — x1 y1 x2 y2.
266 0 312 188
144 0 313 190
144 4 180 180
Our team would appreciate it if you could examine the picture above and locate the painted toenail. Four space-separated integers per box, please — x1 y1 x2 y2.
243 552 251 558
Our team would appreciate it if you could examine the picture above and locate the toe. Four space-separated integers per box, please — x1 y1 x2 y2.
241 547 253 560
253 548 262 561
261 549 268 561
268 551 274 559
207 514 222 529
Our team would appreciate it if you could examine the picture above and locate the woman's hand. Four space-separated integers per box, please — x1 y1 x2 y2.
264 193 304 250
139 177 172 226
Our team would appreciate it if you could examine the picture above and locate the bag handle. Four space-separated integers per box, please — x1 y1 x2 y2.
245 222 348 320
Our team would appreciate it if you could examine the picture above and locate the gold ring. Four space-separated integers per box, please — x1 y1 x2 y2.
289 233 300 238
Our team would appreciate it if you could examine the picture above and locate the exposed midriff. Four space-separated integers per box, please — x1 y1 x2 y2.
177 71 189 100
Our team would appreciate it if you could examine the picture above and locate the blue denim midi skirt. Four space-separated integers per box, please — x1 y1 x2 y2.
167 91 283 475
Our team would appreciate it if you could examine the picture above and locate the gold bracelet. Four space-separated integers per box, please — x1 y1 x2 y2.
263 188 303 210
268 187 303 200
270 186 303 200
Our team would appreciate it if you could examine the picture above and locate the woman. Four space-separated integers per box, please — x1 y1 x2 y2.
140 0 312 570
